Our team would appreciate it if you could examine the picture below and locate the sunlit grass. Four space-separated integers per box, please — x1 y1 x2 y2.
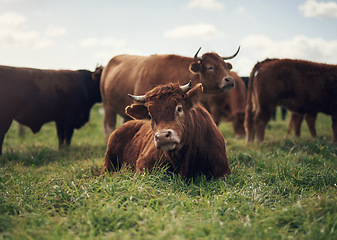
1 105 336 239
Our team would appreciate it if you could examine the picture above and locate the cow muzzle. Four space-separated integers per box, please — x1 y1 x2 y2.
220 76 235 91
154 129 180 151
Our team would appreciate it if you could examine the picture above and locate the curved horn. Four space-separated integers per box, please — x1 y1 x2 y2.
222 46 240 60
128 93 146 102
180 81 192 93
194 47 202 60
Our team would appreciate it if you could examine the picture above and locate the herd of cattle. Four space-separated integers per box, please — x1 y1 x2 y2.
1 47 336 178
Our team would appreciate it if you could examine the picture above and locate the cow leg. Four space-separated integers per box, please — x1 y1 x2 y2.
255 108 273 142
272 108 276 121
0 118 13 156
55 122 65 149
103 108 117 142
232 112 245 138
293 114 303 137
64 126 74 146
305 113 317 139
288 113 304 137
281 108 287 120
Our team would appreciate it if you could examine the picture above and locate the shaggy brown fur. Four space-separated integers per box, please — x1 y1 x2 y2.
101 83 231 179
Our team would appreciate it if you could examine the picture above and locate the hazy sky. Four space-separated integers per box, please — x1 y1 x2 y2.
1 0 337 75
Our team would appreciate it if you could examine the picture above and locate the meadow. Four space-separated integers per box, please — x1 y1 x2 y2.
1 104 336 240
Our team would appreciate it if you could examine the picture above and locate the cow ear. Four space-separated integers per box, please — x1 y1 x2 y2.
186 83 203 106
225 62 232 71
92 66 103 81
125 104 150 120
189 61 202 73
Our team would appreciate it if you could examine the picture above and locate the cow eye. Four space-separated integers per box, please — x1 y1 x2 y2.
176 104 183 115
207 65 214 71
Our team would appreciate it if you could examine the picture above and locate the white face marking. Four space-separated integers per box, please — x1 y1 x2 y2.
154 128 181 151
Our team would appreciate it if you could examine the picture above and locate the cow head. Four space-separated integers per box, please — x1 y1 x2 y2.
189 47 240 93
126 81 203 151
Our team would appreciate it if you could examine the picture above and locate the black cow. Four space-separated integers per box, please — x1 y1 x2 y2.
0 65 103 155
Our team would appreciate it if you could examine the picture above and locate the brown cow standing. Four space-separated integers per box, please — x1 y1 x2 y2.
0 65 103 155
245 58 337 143
101 82 231 179
100 47 240 141
202 71 246 138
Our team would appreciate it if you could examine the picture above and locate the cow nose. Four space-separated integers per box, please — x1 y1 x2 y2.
225 76 232 82
154 129 180 151
220 76 235 90
155 130 172 142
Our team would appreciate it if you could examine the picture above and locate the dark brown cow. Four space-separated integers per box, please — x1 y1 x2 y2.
245 58 337 143
0 65 103 155
100 47 240 140
101 82 231 179
202 71 246 138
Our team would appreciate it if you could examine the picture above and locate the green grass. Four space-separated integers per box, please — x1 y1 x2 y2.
1 105 336 239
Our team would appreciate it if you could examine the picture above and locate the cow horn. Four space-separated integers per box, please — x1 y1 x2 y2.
222 46 240 60
128 93 146 102
181 81 192 93
194 47 202 60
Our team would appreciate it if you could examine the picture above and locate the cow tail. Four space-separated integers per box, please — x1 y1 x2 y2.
245 62 260 142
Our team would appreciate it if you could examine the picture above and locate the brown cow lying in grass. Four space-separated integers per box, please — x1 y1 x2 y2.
101 82 231 179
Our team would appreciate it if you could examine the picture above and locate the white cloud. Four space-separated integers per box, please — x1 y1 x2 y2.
0 11 26 28
0 0 22 3
186 0 224 10
100 37 126 48
0 30 53 48
299 0 337 19
232 34 337 76
0 11 53 48
80 37 126 48
94 48 144 63
45 25 67 37
164 23 223 39
80 37 128 63
80 38 98 47
235 6 247 15
241 34 337 60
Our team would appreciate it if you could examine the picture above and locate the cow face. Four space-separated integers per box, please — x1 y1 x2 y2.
126 82 203 151
189 48 240 94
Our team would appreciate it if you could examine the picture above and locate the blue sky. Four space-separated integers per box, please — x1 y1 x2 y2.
1 0 337 75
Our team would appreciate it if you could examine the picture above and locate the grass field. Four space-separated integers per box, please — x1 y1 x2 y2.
1 104 336 239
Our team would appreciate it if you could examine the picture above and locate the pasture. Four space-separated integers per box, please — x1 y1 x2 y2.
1 104 336 239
